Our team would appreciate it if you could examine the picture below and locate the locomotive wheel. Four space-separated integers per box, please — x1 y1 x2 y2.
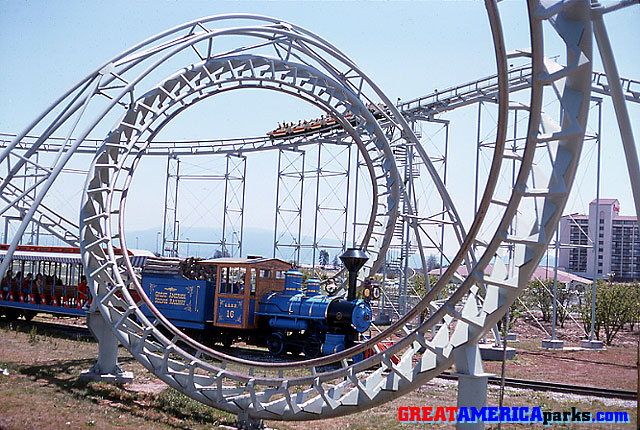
302 336 321 359
3 308 19 321
287 343 302 356
288 347 302 356
267 332 285 356
221 335 233 348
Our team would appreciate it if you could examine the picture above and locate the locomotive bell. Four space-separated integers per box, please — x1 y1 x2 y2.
340 248 368 302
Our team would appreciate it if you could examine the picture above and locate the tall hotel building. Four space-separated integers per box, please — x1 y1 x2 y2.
558 199 640 281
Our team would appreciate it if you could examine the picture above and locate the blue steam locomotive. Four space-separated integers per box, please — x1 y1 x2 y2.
140 252 372 358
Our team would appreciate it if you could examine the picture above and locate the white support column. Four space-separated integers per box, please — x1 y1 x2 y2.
592 2 640 221
234 410 263 430
453 343 493 429
80 311 133 383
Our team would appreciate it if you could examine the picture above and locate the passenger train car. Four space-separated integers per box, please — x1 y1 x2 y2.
0 246 372 359
0 244 152 320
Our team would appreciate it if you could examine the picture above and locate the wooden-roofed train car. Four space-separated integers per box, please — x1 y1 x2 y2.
199 256 292 330
140 255 292 345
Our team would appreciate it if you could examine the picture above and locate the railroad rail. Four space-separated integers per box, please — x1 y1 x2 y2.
439 372 637 401
1 315 92 340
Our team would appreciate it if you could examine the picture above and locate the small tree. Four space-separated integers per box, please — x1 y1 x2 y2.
579 280 638 345
523 279 574 326
318 249 329 267
506 297 526 331
525 280 553 322
629 283 640 331
578 281 599 336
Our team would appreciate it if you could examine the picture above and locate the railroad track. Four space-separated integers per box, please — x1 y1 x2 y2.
0 316 93 340
439 372 637 401
3 316 635 401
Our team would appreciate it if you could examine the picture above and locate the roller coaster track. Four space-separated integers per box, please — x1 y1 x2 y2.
0 2 636 427
5 316 637 402
2 63 635 269
400 64 640 117
0 180 80 245
2 63 636 260
2 67 637 156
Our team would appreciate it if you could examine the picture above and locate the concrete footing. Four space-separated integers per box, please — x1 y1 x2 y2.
541 339 564 349
79 368 134 384
235 410 265 430
479 344 516 361
580 339 605 350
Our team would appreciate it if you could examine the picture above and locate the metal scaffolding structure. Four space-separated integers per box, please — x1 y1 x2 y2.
273 148 305 264
162 154 180 257
221 153 247 258
309 141 352 270
1 65 637 270
161 153 246 258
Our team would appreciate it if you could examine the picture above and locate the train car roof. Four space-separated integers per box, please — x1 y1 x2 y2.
199 256 292 266
0 245 153 267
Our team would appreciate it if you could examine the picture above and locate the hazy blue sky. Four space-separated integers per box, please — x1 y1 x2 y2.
0 1 638 258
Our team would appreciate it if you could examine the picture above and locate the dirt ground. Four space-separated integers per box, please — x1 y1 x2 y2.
482 314 639 391
0 315 637 429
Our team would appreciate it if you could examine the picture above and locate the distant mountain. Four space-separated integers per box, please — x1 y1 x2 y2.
124 226 342 264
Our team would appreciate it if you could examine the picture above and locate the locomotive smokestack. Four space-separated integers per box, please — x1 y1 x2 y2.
340 248 368 302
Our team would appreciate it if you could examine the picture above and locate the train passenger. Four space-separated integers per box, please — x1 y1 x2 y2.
43 275 54 301
34 274 43 304
1 270 11 296
77 276 88 301
235 281 244 294
12 272 22 294
21 273 33 295
53 276 64 302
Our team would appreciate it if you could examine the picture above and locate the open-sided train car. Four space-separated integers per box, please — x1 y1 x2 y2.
0 244 153 319
266 103 388 139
